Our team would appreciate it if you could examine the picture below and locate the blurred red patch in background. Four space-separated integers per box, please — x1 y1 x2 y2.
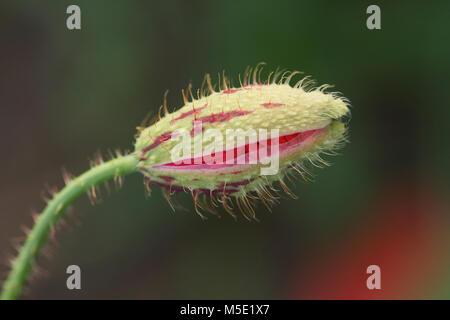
287 179 450 299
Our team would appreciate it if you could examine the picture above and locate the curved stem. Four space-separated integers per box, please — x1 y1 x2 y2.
1 154 139 300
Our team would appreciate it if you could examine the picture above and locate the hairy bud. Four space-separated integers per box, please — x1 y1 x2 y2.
134 65 350 218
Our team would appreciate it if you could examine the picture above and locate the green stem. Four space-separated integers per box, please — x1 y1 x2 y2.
1 154 139 300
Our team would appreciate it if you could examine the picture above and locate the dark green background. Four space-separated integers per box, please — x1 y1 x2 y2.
1 1 449 299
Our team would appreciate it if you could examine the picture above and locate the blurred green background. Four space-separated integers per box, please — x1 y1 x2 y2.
1 0 449 299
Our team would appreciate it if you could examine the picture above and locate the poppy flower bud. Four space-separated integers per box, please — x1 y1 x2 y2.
134 66 350 217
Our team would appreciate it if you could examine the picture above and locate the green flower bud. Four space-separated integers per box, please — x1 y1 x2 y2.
134 67 350 218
